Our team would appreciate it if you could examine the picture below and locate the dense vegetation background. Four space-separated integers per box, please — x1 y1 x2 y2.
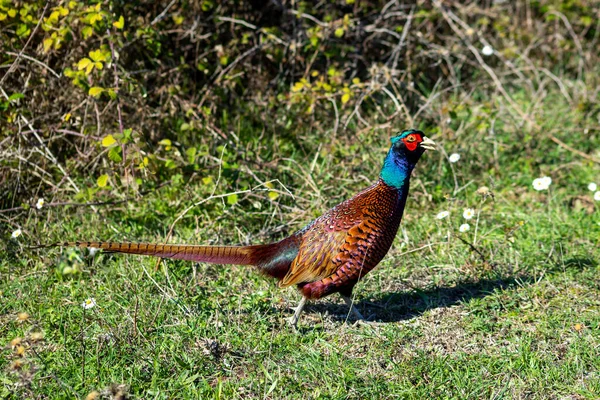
1 0 599 398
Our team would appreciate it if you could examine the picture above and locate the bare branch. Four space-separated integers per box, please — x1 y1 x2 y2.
5 51 61 78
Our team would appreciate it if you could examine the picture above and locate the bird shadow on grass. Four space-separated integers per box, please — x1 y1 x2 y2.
303 255 597 324
303 275 535 324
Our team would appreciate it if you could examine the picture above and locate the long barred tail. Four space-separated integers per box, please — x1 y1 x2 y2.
49 241 272 266
41 237 300 280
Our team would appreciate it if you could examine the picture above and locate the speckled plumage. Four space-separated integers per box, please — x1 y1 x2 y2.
52 130 435 325
284 178 408 300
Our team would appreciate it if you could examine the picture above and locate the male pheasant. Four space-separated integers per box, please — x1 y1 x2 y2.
52 130 435 326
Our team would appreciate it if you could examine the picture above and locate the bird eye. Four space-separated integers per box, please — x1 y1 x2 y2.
405 135 416 142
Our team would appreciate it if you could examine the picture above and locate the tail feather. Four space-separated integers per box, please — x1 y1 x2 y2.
42 236 301 280
52 241 269 265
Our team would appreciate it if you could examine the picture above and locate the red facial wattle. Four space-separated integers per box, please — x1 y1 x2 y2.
402 135 422 151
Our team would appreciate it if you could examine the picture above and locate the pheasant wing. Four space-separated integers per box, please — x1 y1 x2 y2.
280 207 365 287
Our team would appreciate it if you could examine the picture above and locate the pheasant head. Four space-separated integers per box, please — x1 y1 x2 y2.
380 129 435 188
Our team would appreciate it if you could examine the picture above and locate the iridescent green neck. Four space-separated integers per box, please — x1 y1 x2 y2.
380 148 414 189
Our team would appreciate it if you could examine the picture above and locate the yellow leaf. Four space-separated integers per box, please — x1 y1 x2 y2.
90 12 102 24
89 87 103 97
265 182 274 189
95 62 103 70
0 14 6 21
63 113 71 122
291 81 304 92
86 63 94 75
226 193 238 205
82 26 93 39
268 191 279 201
48 10 60 23
159 138 171 151
202 176 213 185
97 174 109 187
352 77 360 85
68 1 77 9
341 93 350 104
8 9 17 18
89 49 105 62
113 15 124 29
43 37 53 52
334 28 344 38
59 7 69 17
138 156 149 169
101 134 116 147
77 58 92 71
172 14 184 25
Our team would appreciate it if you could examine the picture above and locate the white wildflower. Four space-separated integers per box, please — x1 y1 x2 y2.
481 45 494 56
88 247 99 257
81 298 96 310
532 179 545 190
36 198 45 209
542 176 552 186
436 211 450 220
594 191 600 202
448 153 460 163
532 176 552 191
462 208 475 220
588 183 597 192
11 229 22 239
459 223 470 232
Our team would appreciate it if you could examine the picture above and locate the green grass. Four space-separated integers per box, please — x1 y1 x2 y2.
2 86 600 399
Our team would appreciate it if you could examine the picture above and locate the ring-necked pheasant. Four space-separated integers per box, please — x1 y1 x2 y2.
49 130 435 326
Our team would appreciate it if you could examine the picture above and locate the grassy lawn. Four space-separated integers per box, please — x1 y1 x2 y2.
2 1 600 398
2 86 599 398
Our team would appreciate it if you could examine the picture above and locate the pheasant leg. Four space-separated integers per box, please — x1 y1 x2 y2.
341 294 365 320
287 296 307 328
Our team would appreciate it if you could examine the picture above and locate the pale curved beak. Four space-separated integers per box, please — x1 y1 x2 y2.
420 136 436 150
